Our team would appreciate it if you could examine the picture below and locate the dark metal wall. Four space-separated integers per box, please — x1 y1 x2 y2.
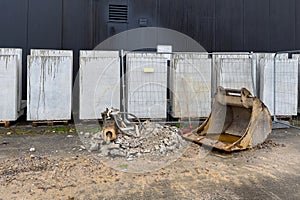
1 0 299 52
0 0 299 98
93 0 299 52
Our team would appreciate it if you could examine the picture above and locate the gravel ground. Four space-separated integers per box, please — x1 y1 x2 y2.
0 124 299 199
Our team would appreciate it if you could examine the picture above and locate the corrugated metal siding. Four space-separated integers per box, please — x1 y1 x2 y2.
244 0 270 51
128 0 158 29
297 1 300 49
157 0 186 33
27 0 62 50
269 0 296 51
215 0 244 51
62 0 92 82
0 0 299 53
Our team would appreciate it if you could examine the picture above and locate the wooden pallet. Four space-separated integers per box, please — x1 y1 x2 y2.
135 118 167 122
79 119 102 126
32 120 69 127
274 116 293 121
0 121 11 128
178 117 208 122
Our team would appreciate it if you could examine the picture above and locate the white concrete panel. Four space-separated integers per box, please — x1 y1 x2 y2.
27 55 73 121
0 48 22 111
80 50 119 58
253 53 289 99
292 54 300 110
30 49 73 57
216 58 256 95
213 52 251 59
0 55 19 120
79 50 120 120
126 52 168 119
260 58 298 116
212 53 256 97
254 53 288 60
171 53 212 118
174 52 209 59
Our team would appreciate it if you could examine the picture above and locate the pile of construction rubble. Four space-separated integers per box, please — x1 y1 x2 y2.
79 121 189 161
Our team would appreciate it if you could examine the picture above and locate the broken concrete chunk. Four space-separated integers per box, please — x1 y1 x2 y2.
89 143 99 152
81 121 187 160
29 147 36 152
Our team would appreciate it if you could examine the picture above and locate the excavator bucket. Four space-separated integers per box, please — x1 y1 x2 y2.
182 87 272 152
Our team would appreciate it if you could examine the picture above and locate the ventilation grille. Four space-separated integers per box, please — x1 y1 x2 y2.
109 4 128 23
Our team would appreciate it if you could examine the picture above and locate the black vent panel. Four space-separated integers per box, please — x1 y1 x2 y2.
109 4 128 23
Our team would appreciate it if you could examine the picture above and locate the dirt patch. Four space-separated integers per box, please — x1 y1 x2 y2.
79 122 189 173
255 139 286 149
0 127 299 199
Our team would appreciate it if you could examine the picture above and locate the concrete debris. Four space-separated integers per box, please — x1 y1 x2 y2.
79 145 86 150
29 148 36 152
80 121 187 160
84 132 91 138
89 143 99 152
255 140 285 149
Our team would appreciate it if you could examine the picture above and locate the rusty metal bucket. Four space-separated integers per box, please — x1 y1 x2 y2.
182 87 272 152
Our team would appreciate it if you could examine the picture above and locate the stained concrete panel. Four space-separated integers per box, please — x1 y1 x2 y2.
27 54 73 121
79 50 120 120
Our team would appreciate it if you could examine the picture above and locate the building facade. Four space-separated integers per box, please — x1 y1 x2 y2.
0 0 299 98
